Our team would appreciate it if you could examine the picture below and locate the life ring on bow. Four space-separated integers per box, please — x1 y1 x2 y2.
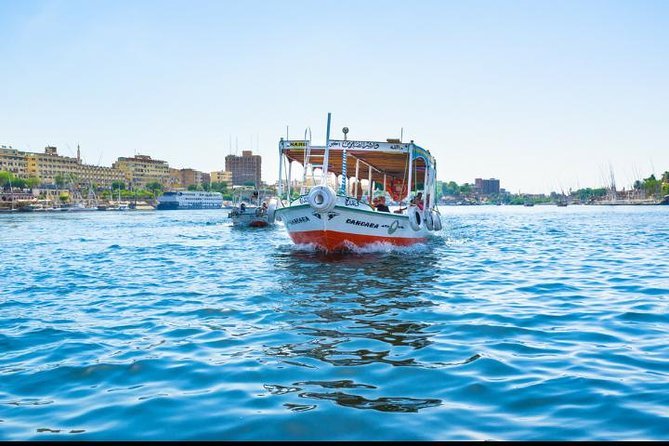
307 185 337 213
408 206 423 231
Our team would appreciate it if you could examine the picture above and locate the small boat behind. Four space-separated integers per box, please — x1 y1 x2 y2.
228 186 278 227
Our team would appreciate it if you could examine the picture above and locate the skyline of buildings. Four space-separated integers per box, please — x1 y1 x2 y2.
0 143 237 190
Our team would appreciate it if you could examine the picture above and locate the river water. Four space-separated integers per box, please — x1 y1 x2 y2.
1 205 668 440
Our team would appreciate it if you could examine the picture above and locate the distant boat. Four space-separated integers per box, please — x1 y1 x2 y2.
18 203 41 212
228 187 277 228
156 191 223 210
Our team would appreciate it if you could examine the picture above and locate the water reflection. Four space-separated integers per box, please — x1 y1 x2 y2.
264 244 444 412
297 392 442 413
269 245 441 367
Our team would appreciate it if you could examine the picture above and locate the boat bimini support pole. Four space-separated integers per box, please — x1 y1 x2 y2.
406 141 414 206
321 113 332 187
355 159 360 198
278 138 284 202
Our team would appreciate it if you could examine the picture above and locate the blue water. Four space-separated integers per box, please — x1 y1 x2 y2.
1 206 668 440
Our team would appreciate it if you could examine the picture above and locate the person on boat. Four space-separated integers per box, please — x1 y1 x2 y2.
374 196 390 212
240 202 246 212
411 192 424 210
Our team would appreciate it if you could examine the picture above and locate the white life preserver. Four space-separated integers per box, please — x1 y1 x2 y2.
424 209 434 231
267 201 277 223
432 210 443 231
307 185 337 213
408 206 423 231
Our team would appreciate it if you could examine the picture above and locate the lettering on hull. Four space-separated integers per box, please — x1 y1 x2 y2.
288 216 310 225
345 218 379 229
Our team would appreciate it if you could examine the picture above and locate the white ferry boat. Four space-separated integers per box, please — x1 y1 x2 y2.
156 191 223 210
274 113 442 252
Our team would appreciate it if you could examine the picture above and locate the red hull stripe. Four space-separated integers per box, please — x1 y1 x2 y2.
289 229 426 251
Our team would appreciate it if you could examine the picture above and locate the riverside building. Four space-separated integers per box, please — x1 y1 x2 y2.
210 170 232 188
225 150 261 187
474 178 501 195
113 154 171 189
1 144 125 187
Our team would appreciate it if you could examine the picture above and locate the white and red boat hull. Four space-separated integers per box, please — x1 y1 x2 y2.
276 202 429 251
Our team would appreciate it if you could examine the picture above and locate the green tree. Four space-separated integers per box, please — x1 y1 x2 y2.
643 174 659 197
0 171 14 188
187 184 199 191
54 174 66 188
146 182 163 198
11 177 26 189
459 183 473 195
26 177 41 188
111 180 126 191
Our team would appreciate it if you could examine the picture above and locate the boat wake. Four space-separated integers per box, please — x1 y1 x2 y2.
291 240 432 255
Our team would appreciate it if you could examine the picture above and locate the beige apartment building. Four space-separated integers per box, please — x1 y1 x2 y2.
0 146 28 177
210 170 232 188
179 168 204 188
113 155 171 188
1 145 125 187
168 168 183 189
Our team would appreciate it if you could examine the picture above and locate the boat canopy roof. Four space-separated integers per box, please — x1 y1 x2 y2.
280 139 435 185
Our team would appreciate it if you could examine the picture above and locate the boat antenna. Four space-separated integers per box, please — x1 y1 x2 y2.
321 113 332 186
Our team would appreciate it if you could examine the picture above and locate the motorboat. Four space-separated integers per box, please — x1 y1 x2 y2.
227 186 278 227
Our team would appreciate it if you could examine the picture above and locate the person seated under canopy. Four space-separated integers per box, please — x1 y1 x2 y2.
373 196 390 212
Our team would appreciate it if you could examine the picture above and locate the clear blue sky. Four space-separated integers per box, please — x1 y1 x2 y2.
2 0 668 193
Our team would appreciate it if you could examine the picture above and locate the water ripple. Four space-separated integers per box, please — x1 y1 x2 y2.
1 207 668 440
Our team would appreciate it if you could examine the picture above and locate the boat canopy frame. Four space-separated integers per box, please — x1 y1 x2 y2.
277 136 438 211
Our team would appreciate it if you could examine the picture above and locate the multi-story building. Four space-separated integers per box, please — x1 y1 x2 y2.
225 150 261 186
474 178 500 195
179 168 204 188
1 145 125 187
0 145 28 177
210 170 232 188
113 154 171 189
168 168 183 189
